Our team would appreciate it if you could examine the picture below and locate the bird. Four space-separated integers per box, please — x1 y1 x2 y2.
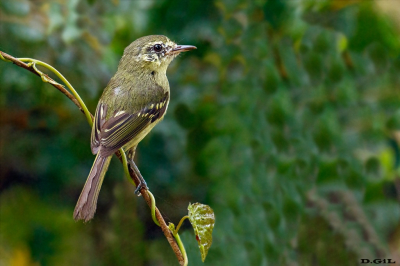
73 35 196 222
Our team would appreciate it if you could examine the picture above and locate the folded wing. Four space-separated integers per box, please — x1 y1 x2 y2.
90 92 169 157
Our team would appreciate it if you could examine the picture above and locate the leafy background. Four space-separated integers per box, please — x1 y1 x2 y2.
1 0 400 265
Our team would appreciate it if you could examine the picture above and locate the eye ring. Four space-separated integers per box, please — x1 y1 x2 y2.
153 44 162 52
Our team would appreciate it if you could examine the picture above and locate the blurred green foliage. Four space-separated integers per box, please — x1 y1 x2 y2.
1 0 400 265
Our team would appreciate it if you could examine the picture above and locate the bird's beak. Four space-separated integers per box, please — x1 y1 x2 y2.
169 45 197 54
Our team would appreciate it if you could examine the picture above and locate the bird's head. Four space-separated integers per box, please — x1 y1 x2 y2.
121 35 196 73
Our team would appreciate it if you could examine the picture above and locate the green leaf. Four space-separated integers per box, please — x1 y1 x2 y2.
188 203 215 262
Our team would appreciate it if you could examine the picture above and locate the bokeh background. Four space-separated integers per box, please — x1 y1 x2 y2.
1 0 400 265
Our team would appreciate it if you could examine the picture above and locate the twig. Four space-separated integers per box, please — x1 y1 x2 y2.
0 51 88 117
174 215 189 235
147 190 161 226
115 150 185 265
1 51 184 266
169 223 188 266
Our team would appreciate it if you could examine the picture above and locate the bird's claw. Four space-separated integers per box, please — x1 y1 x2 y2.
134 180 149 196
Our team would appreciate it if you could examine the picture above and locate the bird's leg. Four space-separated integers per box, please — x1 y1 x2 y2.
131 161 149 196
127 147 149 196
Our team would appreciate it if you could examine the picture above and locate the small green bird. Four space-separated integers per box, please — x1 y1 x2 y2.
74 35 196 222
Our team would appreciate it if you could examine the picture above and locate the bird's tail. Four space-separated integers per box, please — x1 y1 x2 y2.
74 153 112 222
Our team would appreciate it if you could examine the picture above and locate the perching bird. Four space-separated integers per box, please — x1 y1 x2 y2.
74 35 196 222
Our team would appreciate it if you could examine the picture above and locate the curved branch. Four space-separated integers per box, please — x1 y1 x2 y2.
0 51 184 266
115 150 185 265
0 51 87 116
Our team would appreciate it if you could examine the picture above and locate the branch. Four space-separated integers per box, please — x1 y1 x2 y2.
0 51 86 116
116 151 185 265
0 51 184 265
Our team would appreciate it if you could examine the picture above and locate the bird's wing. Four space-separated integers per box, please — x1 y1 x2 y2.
91 103 107 155
91 92 169 157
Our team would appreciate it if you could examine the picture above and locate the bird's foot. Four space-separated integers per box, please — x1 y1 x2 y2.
134 179 149 196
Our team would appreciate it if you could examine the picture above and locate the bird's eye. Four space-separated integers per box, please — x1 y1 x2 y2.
153 44 162 52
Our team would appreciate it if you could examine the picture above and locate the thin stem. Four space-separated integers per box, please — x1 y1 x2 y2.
147 190 160 226
120 148 137 186
18 58 93 126
169 223 188 266
0 51 84 113
0 53 11 62
174 215 189 235
174 232 188 266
